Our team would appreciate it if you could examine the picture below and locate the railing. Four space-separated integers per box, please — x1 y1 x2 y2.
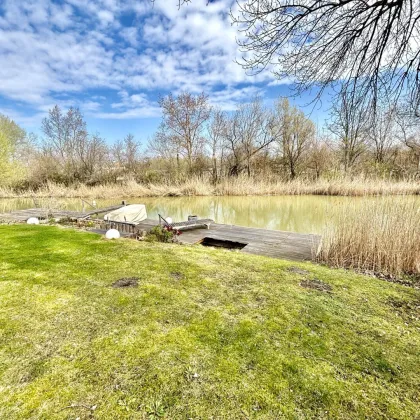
100 220 137 234
158 214 171 226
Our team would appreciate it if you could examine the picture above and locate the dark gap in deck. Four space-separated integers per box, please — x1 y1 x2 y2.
200 237 248 250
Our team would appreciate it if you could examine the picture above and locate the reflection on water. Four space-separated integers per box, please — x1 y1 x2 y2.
1 195 418 234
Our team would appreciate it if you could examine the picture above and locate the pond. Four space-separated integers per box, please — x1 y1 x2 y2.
2 195 418 234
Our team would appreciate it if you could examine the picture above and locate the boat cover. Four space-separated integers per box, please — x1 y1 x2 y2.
104 204 147 224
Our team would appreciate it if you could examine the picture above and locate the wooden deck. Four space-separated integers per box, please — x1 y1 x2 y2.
136 218 321 261
0 206 321 261
0 204 125 222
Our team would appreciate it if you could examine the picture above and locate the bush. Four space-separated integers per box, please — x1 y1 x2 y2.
146 225 180 243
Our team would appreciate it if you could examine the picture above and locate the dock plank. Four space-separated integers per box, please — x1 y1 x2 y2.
136 219 321 262
0 204 126 222
0 211 321 262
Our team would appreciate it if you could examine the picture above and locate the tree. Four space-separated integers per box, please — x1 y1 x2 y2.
42 105 108 183
306 132 334 180
42 105 88 179
157 93 211 173
223 98 277 176
0 114 26 185
232 0 420 115
396 105 420 173
328 92 367 172
112 134 142 176
367 102 397 164
77 133 108 182
206 108 227 183
273 99 315 179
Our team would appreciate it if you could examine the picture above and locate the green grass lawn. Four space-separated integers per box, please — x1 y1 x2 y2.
0 225 419 419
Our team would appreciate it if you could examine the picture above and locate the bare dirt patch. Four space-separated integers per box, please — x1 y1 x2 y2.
288 266 310 276
300 279 332 293
112 277 139 288
387 298 420 323
170 271 184 280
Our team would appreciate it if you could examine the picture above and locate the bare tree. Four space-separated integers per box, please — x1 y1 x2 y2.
78 133 108 181
42 105 108 183
273 98 315 179
157 93 211 173
396 105 420 173
306 132 334 180
231 0 420 114
224 98 277 176
112 134 141 176
42 105 88 179
328 92 367 172
206 108 227 183
367 102 397 164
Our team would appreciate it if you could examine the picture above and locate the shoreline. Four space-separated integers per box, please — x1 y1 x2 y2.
1 178 419 199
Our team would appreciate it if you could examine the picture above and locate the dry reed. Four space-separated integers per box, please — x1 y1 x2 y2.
0 176 419 199
317 198 420 277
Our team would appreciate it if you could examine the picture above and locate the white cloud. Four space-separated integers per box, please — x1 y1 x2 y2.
101 90 161 118
210 86 265 110
97 10 114 26
50 3 73 29
120 27 138 46
0 0 282 124
0 107 45 128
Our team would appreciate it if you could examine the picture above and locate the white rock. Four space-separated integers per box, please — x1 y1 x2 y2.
105 229 120 240
27 217 40 225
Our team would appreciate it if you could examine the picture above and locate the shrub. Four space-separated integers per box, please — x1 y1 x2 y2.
146 225 180 243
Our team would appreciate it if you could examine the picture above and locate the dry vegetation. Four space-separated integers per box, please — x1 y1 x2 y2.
318 197 420 279
0 176 419 199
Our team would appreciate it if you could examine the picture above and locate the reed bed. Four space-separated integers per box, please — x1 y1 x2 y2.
0 177 419 198
318 198 420 278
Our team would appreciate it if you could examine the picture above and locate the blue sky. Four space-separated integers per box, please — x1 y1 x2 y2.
0 0 332 145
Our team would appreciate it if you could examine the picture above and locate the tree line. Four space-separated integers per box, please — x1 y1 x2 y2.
1 92 419 189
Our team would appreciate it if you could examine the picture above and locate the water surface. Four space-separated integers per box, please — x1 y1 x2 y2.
2 195 417 234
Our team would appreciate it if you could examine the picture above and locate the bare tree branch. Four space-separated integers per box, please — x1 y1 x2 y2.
231 0 420 114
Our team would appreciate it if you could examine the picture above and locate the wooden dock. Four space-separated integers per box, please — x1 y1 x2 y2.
136 219 321 261
0 204 125 222
0 206 321 261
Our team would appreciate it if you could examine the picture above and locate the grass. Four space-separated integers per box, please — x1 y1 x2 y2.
318 197 420 279
1 176 420 198
0 225 419 419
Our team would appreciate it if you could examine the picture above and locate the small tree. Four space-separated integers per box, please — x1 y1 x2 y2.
0 114 27 186
112 134 142 177
396 105 420 174
224 98 277 176
42 105 108 184
306 133 334 180
206 108 227 183
157 93 211 174
367 102 398 165
273 99 314 179
329 93 367 172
